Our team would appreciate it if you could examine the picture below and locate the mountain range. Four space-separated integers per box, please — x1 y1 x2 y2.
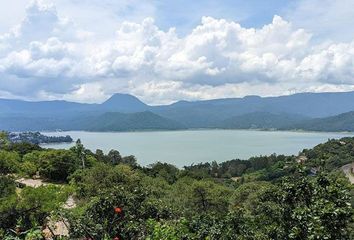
1 91 354 132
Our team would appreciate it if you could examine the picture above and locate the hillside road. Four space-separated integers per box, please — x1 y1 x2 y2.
341 164 354 184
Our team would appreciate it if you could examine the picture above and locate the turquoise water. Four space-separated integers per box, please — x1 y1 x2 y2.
42 130 353 167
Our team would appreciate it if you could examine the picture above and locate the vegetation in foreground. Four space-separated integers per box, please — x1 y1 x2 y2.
0 131 354 239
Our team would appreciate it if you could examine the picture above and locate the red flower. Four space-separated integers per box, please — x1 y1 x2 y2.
113 237 120 240
114 207 122 214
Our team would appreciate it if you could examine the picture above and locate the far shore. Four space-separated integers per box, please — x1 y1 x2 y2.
40 128 354 135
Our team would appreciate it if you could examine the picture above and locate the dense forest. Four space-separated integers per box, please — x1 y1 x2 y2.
1 131 354 239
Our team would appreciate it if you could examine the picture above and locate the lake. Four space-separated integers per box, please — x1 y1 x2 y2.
41 130 354 167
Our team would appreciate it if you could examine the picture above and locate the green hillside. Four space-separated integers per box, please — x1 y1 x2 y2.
83 111 185 131
218 112 308 129
284 111 354 132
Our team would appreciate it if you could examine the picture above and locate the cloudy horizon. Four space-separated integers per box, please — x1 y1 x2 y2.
0 0 354 104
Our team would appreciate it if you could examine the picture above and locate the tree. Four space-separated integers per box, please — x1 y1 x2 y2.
68 185 166 239
0 175 16 198
0 150 20 174
240 170 354 239
0 176 17 233
122 155 138 168
71 139 86 169
5 142 42 157
276 171 353 239
107 149 122 165
146 218 191 240
229 181 275 211
69 163 141 198
20 161 37 177
95 149 106 163
38 149 80 182
0 132 10 150
190 180 232 214
147 162 179 184
211 161 219 177
166 177 232 217
1 185 68 233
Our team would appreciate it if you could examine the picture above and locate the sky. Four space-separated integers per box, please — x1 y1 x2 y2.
0 0 354 104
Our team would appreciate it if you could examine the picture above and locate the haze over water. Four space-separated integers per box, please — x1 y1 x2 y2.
42 130 354 167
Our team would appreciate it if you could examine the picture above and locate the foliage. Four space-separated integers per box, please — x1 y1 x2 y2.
0 150 21 174
0 131 10 149
69 163 141 198
28 149 80 182
4 142 42 157
146 162 180 184
183 154 294 181
275 171 353 239
68 185 170 239
0 136 353 239
0 176 16 199
0 184 68 234
146 218 191 240
302 137 354 170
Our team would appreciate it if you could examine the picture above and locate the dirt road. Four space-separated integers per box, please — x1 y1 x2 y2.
341 164 354 184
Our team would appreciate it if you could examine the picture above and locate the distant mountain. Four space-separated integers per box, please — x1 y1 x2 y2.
81 111 185 131
216 111 354 132
1 91 354 131
284 111 354 132
88 91 354 132
0 99 93 117
100 93 149 112
154 91 354 127
0 93 149 116
217 112 309 129
0 116 60 131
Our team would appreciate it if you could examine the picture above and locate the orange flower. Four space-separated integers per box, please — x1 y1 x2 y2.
114 207 122 214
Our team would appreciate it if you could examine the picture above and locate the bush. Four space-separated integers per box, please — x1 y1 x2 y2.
20 161 38 177
3 185 68 232
0 150 20 174
0 176 15 198
37 150 80 182
68 185 168 239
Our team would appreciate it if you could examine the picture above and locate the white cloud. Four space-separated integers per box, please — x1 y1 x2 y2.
60 82 108 103
0 0 354 104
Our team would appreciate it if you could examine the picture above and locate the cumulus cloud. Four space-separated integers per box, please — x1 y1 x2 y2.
0 0 354 104
0 0 93 98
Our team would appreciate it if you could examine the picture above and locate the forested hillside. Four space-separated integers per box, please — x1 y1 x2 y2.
1 91 354 131
284 111 354 132
217 112 309 129
1 132 353 239
79 111 185 131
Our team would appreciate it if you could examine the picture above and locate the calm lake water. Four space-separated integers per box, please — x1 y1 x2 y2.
41 130 354 167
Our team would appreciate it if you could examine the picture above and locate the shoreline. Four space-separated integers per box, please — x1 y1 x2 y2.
37 130 354 168
40 128 354 135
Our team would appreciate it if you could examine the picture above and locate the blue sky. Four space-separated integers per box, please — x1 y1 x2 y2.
0 0 353 104
1 0 290 34
152 0 291 33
